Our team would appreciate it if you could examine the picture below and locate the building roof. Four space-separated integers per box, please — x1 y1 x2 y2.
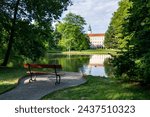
88 33 105 37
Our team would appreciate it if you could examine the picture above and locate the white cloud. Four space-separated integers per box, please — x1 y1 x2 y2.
61 0 120 33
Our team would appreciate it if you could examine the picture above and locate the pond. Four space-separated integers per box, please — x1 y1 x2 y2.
46 54 111 77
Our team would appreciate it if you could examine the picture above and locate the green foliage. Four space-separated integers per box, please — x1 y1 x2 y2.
105 0 132 49
136 52 150 83
12 21 49 62
51 29 62 50
57 13 90 51
112 53 136 81
0 0 71 66
104 58 115 78
110 0 150 84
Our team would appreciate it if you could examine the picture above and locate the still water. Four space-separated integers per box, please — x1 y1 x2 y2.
47 54 111 77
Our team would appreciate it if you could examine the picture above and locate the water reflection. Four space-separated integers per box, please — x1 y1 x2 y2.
46 54 111 77
81 55 111 76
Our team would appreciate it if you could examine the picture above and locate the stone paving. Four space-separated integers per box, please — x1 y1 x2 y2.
0 72 86 100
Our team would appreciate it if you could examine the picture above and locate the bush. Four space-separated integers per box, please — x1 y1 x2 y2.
136 52 150 83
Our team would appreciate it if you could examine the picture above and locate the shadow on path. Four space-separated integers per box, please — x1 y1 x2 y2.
0 72 86 100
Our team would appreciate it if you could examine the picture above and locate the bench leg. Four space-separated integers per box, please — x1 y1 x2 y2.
55 75 61 85
58 75 61 84
29 74 36 83
55 75 58 85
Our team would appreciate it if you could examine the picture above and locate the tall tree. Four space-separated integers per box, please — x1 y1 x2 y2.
111 0 150 83
104 0 132 49
0 0 71 66
57 13 90 51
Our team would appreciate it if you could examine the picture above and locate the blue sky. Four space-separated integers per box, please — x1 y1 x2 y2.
61 0 120 33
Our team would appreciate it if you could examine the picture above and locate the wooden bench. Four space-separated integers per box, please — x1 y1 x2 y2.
24 64 62 84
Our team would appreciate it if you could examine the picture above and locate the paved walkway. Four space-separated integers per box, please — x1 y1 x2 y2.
0 72 86 100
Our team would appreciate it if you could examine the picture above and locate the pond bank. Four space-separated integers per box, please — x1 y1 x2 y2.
48 49 118 55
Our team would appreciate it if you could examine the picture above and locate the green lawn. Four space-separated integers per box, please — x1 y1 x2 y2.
42 76 150 100
0 67 26 94
62 49 118 55
48 49 118 55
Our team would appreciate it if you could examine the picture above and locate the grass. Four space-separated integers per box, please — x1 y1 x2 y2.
48 49 118 55
0 67 26 94
42 76 150 100
62 49 118 55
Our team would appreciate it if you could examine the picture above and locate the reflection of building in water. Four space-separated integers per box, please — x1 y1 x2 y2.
88 55 111 67
84 55 111 76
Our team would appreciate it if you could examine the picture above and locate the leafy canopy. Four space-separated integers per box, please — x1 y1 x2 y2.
109 0 150 84
0 0 71 65
57 13 90 51
104 0 132 49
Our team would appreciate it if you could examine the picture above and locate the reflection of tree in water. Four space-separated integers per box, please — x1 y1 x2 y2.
104 58 115 78
47 54 90 72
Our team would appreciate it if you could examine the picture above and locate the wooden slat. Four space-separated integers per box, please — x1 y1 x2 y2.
26 71 64 75
27 71 55 75
24 64 62 69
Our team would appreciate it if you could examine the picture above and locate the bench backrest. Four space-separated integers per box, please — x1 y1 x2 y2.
24 64 62 69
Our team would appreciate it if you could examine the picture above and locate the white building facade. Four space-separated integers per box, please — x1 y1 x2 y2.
88 33 105 48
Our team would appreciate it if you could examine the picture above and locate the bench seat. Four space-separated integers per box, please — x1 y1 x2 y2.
24 64 62 84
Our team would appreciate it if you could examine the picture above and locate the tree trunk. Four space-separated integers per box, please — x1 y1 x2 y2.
1 0 20 66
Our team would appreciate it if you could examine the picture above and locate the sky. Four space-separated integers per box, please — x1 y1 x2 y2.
61 0 120 33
